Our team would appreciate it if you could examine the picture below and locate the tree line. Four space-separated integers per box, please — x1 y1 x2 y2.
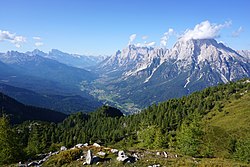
1 79 250 165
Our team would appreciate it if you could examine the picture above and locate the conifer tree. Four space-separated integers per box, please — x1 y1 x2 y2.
0 115 23 164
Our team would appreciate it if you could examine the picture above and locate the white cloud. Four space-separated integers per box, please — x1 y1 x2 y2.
146 41 156 47
33 36 44 47
232 26 243 37
33 36 41 40
160 28 174 47
181 20 231 41
35 42 44 47
0 30 26 47
135 41 156 47
128 34 136 45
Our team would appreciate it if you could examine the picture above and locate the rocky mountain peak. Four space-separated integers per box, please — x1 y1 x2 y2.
0 51 42 64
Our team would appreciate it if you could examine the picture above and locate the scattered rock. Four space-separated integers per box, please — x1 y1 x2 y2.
163 151 168 158
97 151 106 156
75 143 83 148
132 153 139 161
93 143 101 147
18 161 27 167
60 146 67 151
86 150 93 165
111 148 119 153
156 152 161 156
52 151 59 155
148 164 160 167
28 161 38 166
117 150 129 162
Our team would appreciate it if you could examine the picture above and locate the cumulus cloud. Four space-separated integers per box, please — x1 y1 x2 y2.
0 30 26 47
181 20 231 41
127 33 155 47
128 34 136 45
160 28 174 47
232 26 243 37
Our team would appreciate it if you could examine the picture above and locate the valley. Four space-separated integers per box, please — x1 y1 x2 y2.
1 79 250 166
1 38 249 114
1 1 250 165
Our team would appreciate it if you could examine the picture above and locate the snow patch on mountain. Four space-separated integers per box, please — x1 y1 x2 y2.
184 77 190 88
99 38 250 90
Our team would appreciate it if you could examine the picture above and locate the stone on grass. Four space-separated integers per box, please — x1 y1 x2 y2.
60 146 67 151
132 153 139 161
111 148 119 153
97 151 106 156
163 151 168 158
93 143 101 147
148 164 160 167
75 143 83 148
86 150 93 165
117 150 129 162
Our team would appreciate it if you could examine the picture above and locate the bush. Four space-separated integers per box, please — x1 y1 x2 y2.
233 139 250 163
43 149 82 167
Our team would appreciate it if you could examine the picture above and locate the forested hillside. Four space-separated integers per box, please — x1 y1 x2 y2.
0 79 250 166
0 83 102 114
0 92 67 124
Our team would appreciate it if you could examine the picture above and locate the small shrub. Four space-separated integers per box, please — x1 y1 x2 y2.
233 139 250 163
43 149 82 167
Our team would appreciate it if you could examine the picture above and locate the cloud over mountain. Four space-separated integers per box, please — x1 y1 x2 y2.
0 30 26 48
161 28 174 47
128 34 136 45
180 20 231 41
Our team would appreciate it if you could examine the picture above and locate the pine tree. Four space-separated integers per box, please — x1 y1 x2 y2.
0 115 23 164
176 113 203 157
25 124 42 156
153 128 166 148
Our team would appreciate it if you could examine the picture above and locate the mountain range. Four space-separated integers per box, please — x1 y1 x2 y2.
0 50 102 113
91 39 250 113
0 38 249 114
27 49 106 69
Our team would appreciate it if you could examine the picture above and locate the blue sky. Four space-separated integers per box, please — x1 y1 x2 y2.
0 0 249 55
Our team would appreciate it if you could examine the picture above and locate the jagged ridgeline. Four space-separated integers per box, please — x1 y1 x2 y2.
1 79 250 165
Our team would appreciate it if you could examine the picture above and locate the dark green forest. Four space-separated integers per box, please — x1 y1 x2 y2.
0 79 250 165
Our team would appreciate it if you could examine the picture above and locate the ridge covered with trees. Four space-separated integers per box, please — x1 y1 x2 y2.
0 92 67 124
0 79 250 165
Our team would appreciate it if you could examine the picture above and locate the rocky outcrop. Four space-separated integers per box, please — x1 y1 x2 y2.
117 150 129 162
85 150 93 165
